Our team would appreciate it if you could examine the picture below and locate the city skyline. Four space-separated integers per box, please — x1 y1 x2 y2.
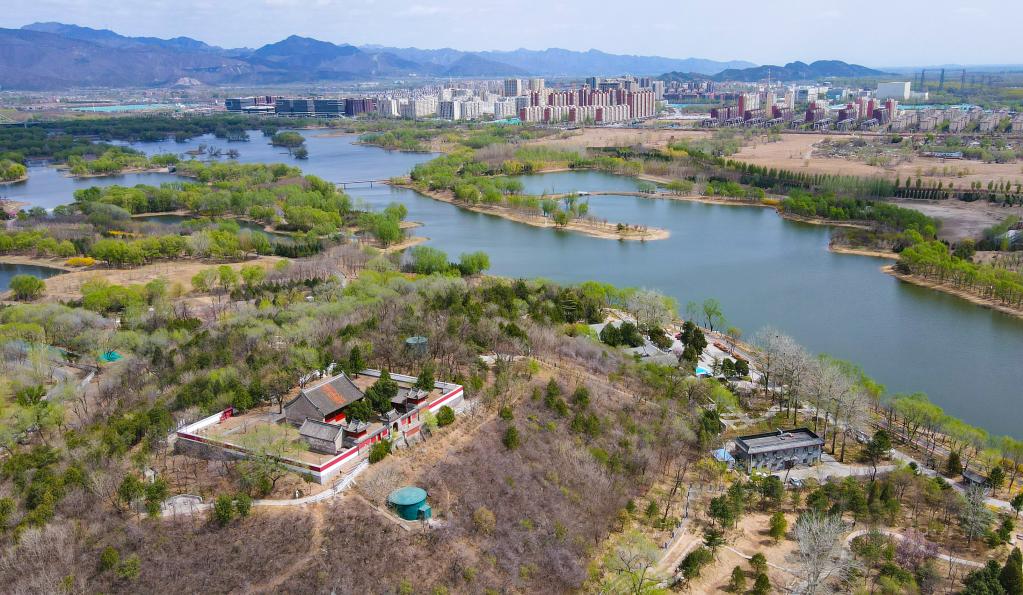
3 0 1021 68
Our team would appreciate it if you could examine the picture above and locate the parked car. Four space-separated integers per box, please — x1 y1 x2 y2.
788 478 804 489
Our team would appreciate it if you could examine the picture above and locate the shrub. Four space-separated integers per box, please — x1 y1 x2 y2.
99 546 120 572
369 439 391 463
115 554 141 582
65 256 96 267
473 506 496 535
212 494 234 526
235 493 252 517
8 274 45 300
502 426 520 450
436 405 456 427
498 405 514 420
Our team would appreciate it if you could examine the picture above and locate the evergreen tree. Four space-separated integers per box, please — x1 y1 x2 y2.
1001 547 1023 595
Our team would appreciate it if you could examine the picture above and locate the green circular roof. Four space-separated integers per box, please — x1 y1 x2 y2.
388 486 427 506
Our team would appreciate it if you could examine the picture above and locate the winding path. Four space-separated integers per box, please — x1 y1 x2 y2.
844 529 984 569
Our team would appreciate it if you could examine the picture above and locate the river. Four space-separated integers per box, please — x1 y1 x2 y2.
3 131 1021 437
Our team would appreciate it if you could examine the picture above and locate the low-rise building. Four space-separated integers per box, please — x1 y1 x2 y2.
298 419 346 455
734 428 824 473
284 371 364 425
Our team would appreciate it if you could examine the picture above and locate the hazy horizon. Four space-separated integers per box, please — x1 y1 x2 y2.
4 0 1021 68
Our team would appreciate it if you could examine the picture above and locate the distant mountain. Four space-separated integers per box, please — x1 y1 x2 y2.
23 22 217 52
0 28 266 90
365 45 754 77
441 54 526 77
0 22 753 89
709 60 886 82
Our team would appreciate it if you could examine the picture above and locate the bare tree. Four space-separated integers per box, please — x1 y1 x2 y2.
600 530 663 595
794 510 846 595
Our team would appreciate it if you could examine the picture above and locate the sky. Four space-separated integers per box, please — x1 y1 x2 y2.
3 0 1021 67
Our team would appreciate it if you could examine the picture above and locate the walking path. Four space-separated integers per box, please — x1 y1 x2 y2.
844 529 984 569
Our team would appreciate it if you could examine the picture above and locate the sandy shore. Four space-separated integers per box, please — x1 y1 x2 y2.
885 265 1023 320
829 246 899 259
392 183 669 241
0 254 75 271
380 235 428 253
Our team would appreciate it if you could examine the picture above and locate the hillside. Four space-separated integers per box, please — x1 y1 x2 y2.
0 22 753 89
710 60 886 82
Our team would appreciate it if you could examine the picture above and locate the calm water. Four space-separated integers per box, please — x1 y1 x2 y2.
4 134 1022 437
0 263 64 292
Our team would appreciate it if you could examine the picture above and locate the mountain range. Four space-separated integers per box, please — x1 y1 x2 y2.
661 60 886 83
0 22 755 90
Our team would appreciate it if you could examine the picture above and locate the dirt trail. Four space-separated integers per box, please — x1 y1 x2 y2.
243 505 325 594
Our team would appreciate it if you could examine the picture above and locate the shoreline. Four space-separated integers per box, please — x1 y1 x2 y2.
884 265 1023 320
829 245 899 260
0 174 29 186
0 254 76 271
59 165 172 179
392 182 670 241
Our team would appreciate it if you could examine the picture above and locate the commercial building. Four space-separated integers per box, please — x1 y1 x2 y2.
734 428 824 473
877 81 912 101
528 78 545 93
225 96 275 112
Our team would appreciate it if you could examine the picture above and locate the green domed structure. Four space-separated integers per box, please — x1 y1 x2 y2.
387 486 431 521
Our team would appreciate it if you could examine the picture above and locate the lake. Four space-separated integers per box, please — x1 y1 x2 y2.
5 132 1021 437
0 262 65 292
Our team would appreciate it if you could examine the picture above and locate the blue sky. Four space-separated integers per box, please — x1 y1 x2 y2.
3 0 1020 66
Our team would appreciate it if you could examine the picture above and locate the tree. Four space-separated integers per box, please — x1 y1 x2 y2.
728 565 746 593
369 439 391 463
865 430 892 481
990 465 1006 493
458 251 490 276
701 298 725 331
794 510 846 595
678 546 714 585
769 511 788 542
1011 493 1023 519
365 371 399 414
415 362 435 391
626 289 675 330
751 572 771 595
9 274 45 301
963 560 1008 595
749 552 768 574
408 246 449 275
502 426 520 450
603 530 663 594
235 493 252 517
960 484 995 544
436 405 455 427
760 476 785 510
947 450 964 477
1001 547 1023 595
212 494 235 526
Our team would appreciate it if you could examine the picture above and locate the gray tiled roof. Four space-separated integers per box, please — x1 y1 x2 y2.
298 418 343 441
299 371 364 415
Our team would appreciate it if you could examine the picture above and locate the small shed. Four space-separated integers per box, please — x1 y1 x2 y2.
962 468 989 488
387 486 431 521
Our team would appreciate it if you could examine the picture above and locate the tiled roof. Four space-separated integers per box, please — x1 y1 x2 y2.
299 418 343 442
300 371 365 414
